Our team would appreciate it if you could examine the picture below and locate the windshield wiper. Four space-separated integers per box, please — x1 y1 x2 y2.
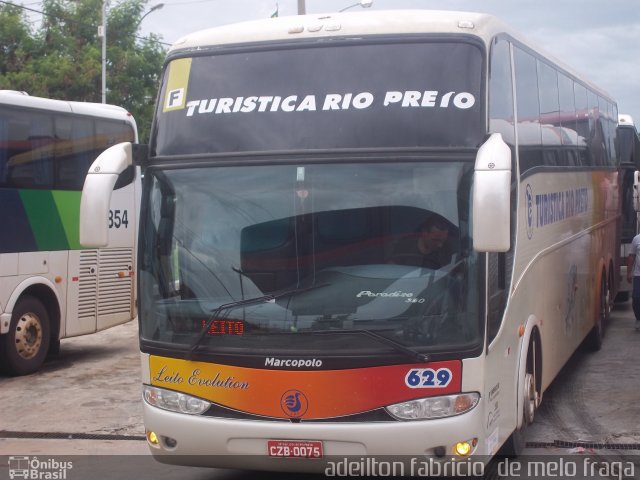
187 283 329 357
309 329 430 363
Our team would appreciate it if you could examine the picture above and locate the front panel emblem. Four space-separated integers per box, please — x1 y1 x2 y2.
280 389 309 418
526 184 534 239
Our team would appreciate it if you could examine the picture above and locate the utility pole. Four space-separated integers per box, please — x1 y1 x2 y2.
99 0 107 103
297 0 305 14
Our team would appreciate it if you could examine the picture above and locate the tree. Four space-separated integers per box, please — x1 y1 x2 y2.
0 2 37 79
0 0 166 142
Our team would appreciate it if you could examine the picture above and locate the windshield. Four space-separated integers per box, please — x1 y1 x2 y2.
139 161 482 360
153 40 483 154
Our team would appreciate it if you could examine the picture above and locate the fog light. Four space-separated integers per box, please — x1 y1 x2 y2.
453 438 477 456
454 441 472 456
164 436 178 448
146 430 159 446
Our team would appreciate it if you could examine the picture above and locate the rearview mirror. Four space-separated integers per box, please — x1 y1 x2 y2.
472 133 512 252
80 142 133 247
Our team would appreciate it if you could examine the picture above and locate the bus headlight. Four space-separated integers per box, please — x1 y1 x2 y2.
143 385 210 415
385 392 479 420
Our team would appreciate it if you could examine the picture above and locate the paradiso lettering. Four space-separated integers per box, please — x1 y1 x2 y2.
183 90 475 116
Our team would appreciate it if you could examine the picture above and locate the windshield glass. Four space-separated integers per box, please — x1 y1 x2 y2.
139 161 482 359
153 41 483 154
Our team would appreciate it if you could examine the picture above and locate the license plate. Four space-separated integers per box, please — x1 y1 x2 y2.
267 440 323 459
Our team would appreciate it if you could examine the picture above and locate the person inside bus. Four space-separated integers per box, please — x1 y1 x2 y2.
390 215 454 269
626 234 640 331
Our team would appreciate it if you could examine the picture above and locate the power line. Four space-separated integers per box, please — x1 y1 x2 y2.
0 0 171 46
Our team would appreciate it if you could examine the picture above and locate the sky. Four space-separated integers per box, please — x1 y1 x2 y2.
137 0 640 122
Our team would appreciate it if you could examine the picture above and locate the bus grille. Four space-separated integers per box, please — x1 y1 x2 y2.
97 248 134 316
78 248 134 319
78 250 98 320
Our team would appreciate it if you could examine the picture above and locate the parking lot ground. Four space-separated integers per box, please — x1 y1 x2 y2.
0 319 145 456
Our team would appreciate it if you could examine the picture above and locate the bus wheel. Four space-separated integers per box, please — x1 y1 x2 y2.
523 372 536 424
501 339 539 457
0 296 50 376
615 291 630 303
586 273 608 351
501 377 533 457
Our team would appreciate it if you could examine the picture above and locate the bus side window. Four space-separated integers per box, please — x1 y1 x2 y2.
54 116 96 190
97 120 136 190
4 110 55 189
488 36 515 145
487 252 506 343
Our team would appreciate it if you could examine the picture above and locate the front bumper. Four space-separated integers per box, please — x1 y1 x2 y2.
143 399 486 473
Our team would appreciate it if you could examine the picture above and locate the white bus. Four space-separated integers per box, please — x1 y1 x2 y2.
0 91 139 376
81 10 622 471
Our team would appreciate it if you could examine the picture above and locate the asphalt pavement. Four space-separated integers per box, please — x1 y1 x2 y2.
524 300 640 451
0 319 145 455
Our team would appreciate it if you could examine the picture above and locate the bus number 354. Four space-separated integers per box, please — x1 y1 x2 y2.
109 209 129 229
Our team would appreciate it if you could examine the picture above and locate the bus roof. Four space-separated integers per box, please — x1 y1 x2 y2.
169 9 613 102
0 90 136 124
170 10 508 51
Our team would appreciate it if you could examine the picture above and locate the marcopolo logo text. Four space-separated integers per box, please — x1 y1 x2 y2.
265 357 323 368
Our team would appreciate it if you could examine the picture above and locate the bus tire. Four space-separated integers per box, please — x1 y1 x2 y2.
48 338 61 357
0 296 50 376
586 273 608 351
615 291 630 303
501 336 540 457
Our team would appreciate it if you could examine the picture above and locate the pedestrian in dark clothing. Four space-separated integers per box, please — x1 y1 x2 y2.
626 233 640 331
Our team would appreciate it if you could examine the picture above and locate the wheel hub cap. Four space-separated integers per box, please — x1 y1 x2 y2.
15 313 42 360
524 372 536 424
